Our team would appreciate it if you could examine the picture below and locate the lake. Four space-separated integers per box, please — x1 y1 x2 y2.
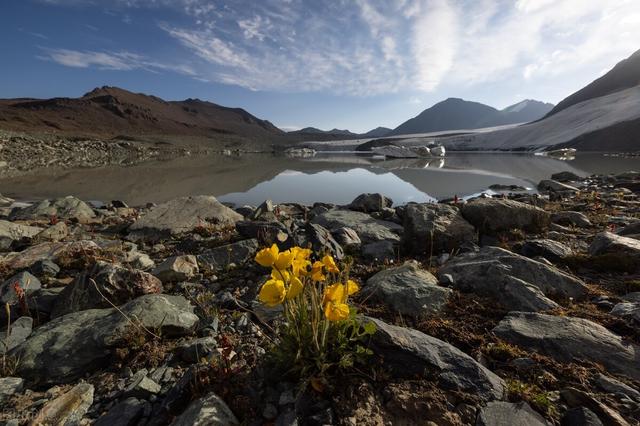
1 152 639 207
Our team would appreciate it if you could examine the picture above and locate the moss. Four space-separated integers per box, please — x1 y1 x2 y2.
506 379 557 418
485 342 523 362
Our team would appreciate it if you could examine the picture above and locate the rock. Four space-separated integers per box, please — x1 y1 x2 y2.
462 199 550 234
371 145 419 158
368 317 504 401
622 292 640 303
347 193 393 213
538 179 579 192
129 196 242 238
365 261 452 317
30 259 60 278
177 337 217 363
551 171 581 182
124 371 162 398
438 247 587 311
617 222 640 237
12 294 198 385
234 205 255 218
0 240 99 270
610 302 640 323
589 232 640 260
560 387 629 426
34 222 69 242
123 248 155 271
51 261 163 318
0 219 43 246
0 377 24 401
521 239 573 262
0 271 42 304
362 241 395 261
561 407 604 426
250 199 275 220
551 211 592 228
171 392 239 425
197 239 259 271
0 316 32 354
311 209 402 244
493 312 640 381
402 203 477 255
26 287 64 316
31 383 94 426
331 227 361 248
9 196 96 223
153 255 199 282
293 223 344 259
595 373 640 402
236 221 290 245
94 397 145 426
488 184 527 191
475 401 548 426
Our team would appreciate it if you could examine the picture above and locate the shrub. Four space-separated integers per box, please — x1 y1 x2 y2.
255 244 376 386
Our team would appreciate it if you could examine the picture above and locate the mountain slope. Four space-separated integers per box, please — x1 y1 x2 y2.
390 98 552 136
0 86 284 143
544 48 640 118
363 127 392 138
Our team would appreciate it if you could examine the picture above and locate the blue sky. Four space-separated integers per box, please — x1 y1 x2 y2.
1 0 639 133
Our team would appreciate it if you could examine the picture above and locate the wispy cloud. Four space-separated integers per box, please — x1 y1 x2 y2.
40 0 640 96
40 48 196 76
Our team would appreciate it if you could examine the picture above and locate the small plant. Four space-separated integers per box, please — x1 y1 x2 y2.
254 244 376 387
506 379 557 417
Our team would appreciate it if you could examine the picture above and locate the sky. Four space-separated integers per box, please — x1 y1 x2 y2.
1 0 639 133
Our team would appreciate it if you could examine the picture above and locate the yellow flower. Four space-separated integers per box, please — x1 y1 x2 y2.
292 259 311 277
256 244 279 267
322 255 339 273
311 261 326 282
291 246 312 261
258 279 286 306
286 276 304 300
346 279 359 296
323 283 345 304
324 301 350 321
275 249 295 270
271 268 290 283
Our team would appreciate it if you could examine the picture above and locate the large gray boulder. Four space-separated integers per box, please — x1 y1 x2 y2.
520 239 572 262
476 401 548 426
493 312 640 381
368 317 504 401
589 232 640 259
171 392 239 425
347 193 393 213
51 261 163 318
0 240 99 270
311 209 402 244
129 196 242 238
197 239 260 271
11 294 198 385
462 199 550 234
551 211 592 228
610 302 640 323
1 271 42 304
438 247 587 311
293 223 344 259
402 203 477 255
365 261 452 317
0 316 32 354
9 196 96 223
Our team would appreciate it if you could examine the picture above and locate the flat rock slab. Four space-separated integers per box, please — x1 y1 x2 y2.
0 240 100 270
171 392 239 425
0 219 43 241
32 383 94 425
197 239 260 271
493 312 640 381
311 209 402 244
9 196 96 223
438 246 587 311
368 317 505 401
129 196 242 239
551 211 592 228
11 294 198 385
462 199 550 234
365 261 452 317
476 401 548 426
402 203 476 255
153 255 199 283
589 231 640 258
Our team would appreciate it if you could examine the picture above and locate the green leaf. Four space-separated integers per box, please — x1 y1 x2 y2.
363 321 377 335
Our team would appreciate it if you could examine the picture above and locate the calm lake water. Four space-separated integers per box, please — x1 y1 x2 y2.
1 152 639 207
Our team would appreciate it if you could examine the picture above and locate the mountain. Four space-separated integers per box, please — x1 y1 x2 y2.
544 49 640 118
363 127 392 138
389 98 553 136
438 49 640 152
0 86 284 145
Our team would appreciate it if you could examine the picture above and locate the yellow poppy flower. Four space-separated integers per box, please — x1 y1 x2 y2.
275 249 295 270
322 255 339 273
271 268 290 283
346 279 359 296
311 261 326 282
291 246 312 261
255 244 279 267
286 276 304 300
292 259 310 277
258 279 286 306
324 301 350 321
323 283 345 304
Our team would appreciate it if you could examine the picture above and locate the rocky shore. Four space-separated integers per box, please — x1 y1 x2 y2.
0 170 639 425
